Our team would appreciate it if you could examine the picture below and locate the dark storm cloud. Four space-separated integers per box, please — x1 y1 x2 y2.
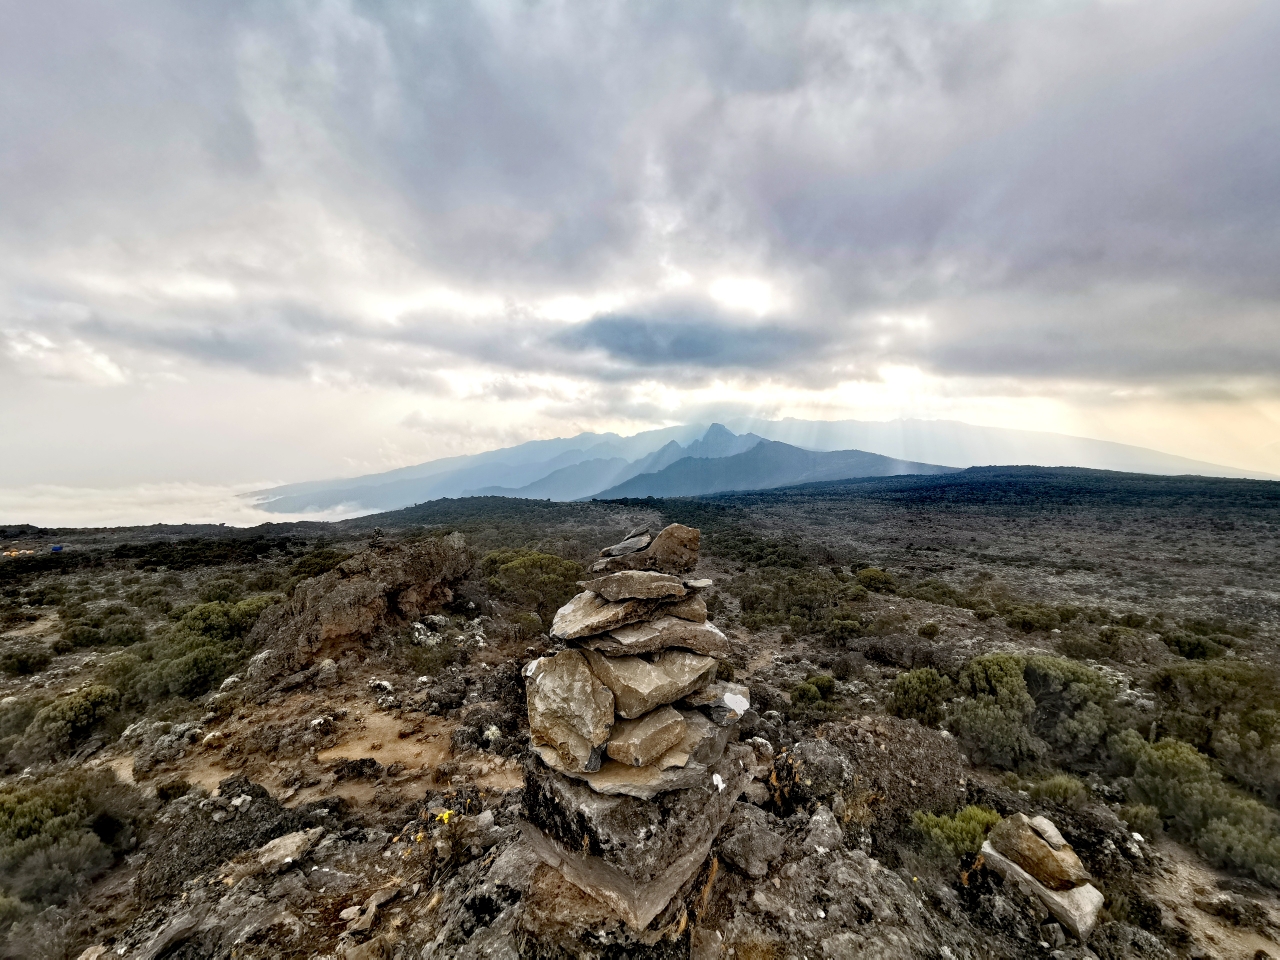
2 0 1278 391
557 303 823 370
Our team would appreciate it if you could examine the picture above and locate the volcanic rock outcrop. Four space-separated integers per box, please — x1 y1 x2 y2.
521 524 756 928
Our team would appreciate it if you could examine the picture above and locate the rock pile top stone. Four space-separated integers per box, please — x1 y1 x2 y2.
580 570 687 602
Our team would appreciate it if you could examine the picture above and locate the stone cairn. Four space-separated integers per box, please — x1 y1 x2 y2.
519 523 767 929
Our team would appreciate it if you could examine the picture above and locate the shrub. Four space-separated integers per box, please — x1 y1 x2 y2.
0 769 150 916
1023 655 1113 763
715 660 736 682
289 547 350 579
1162 630 1224 660
912 805 1001 858
790 682 821 706
101 596 275 708
13 685 120 761
1113 730 1280 887
856 568 895 593
1029 774 1089 809
831 653 865 681
889 669 951 727
948 654 1039 769
1004 605 1060 633
806 674 836 699
198 577 242 603
1118 803 1162 837
0 646 52 677
482 550 583 626
1151 661 1280 803
917 621 940 640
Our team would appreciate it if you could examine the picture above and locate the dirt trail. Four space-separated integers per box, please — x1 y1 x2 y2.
1148 837 1280 958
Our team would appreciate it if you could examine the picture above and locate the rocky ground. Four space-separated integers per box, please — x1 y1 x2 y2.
0 468 1278 959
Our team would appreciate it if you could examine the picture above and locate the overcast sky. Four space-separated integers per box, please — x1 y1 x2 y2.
3 0 1279 511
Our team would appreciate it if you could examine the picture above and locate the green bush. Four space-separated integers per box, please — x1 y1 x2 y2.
912 805 1002 858
806 674 835 699
289 547 350 579
1162 630 1225 660
948 653 1040 769
917 621 940 639
1151 661 1280 803
1029 774 1089 809
482 550 583 626
1118 803 1162 837
198 577 242 603
1023 655 1113 763
0 646 52 677
101 595 275 708
889 669 951 727
0 769 150 917
856 568 895 593
1004 605 1060 633
13 685 120 761
1113 730 1280 886
790 682 821 706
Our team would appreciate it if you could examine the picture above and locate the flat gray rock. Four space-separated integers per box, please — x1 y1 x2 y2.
550 591 667 641
599 533 652 557
579 616 730 658
606 706 687 767
532 744 707 799
660 594 707 623
525 650 615 772
583 648 716 718
580 570 687 602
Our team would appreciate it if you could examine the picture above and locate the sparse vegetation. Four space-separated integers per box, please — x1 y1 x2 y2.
912 805 1001 858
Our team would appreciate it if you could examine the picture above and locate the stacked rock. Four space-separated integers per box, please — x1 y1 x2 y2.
520 523 762 929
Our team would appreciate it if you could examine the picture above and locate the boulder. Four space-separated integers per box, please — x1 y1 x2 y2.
581 570 687 602
1029 815 1067 849
223 826 325 883
681 681 751 726
804 805 844 854
720 803 785 878
582 648 717 718
550 591 669 641
579 616 729 658
525 651 615 772
684 578 713 589
606 706 688 767
988 813 1090 891
587 524 700 576
981 840 1104 940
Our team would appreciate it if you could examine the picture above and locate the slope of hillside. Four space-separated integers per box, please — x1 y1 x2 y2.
591 440 957 499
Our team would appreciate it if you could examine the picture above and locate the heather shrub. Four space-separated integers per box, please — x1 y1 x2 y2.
289 547 349 579
101 595 275 707
855 567 895 593
0 645 52 677
1119 803 1162 837
912 805 1001 858
889 669 951 727
482 550 582 626
0 769 150 921
10 685 120 764
1151 660 1280 803
1029 774 1089 809
917 621 940 640
1113 729 1280 887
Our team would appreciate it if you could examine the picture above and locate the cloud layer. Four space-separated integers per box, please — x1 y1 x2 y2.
3 0 1279 493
